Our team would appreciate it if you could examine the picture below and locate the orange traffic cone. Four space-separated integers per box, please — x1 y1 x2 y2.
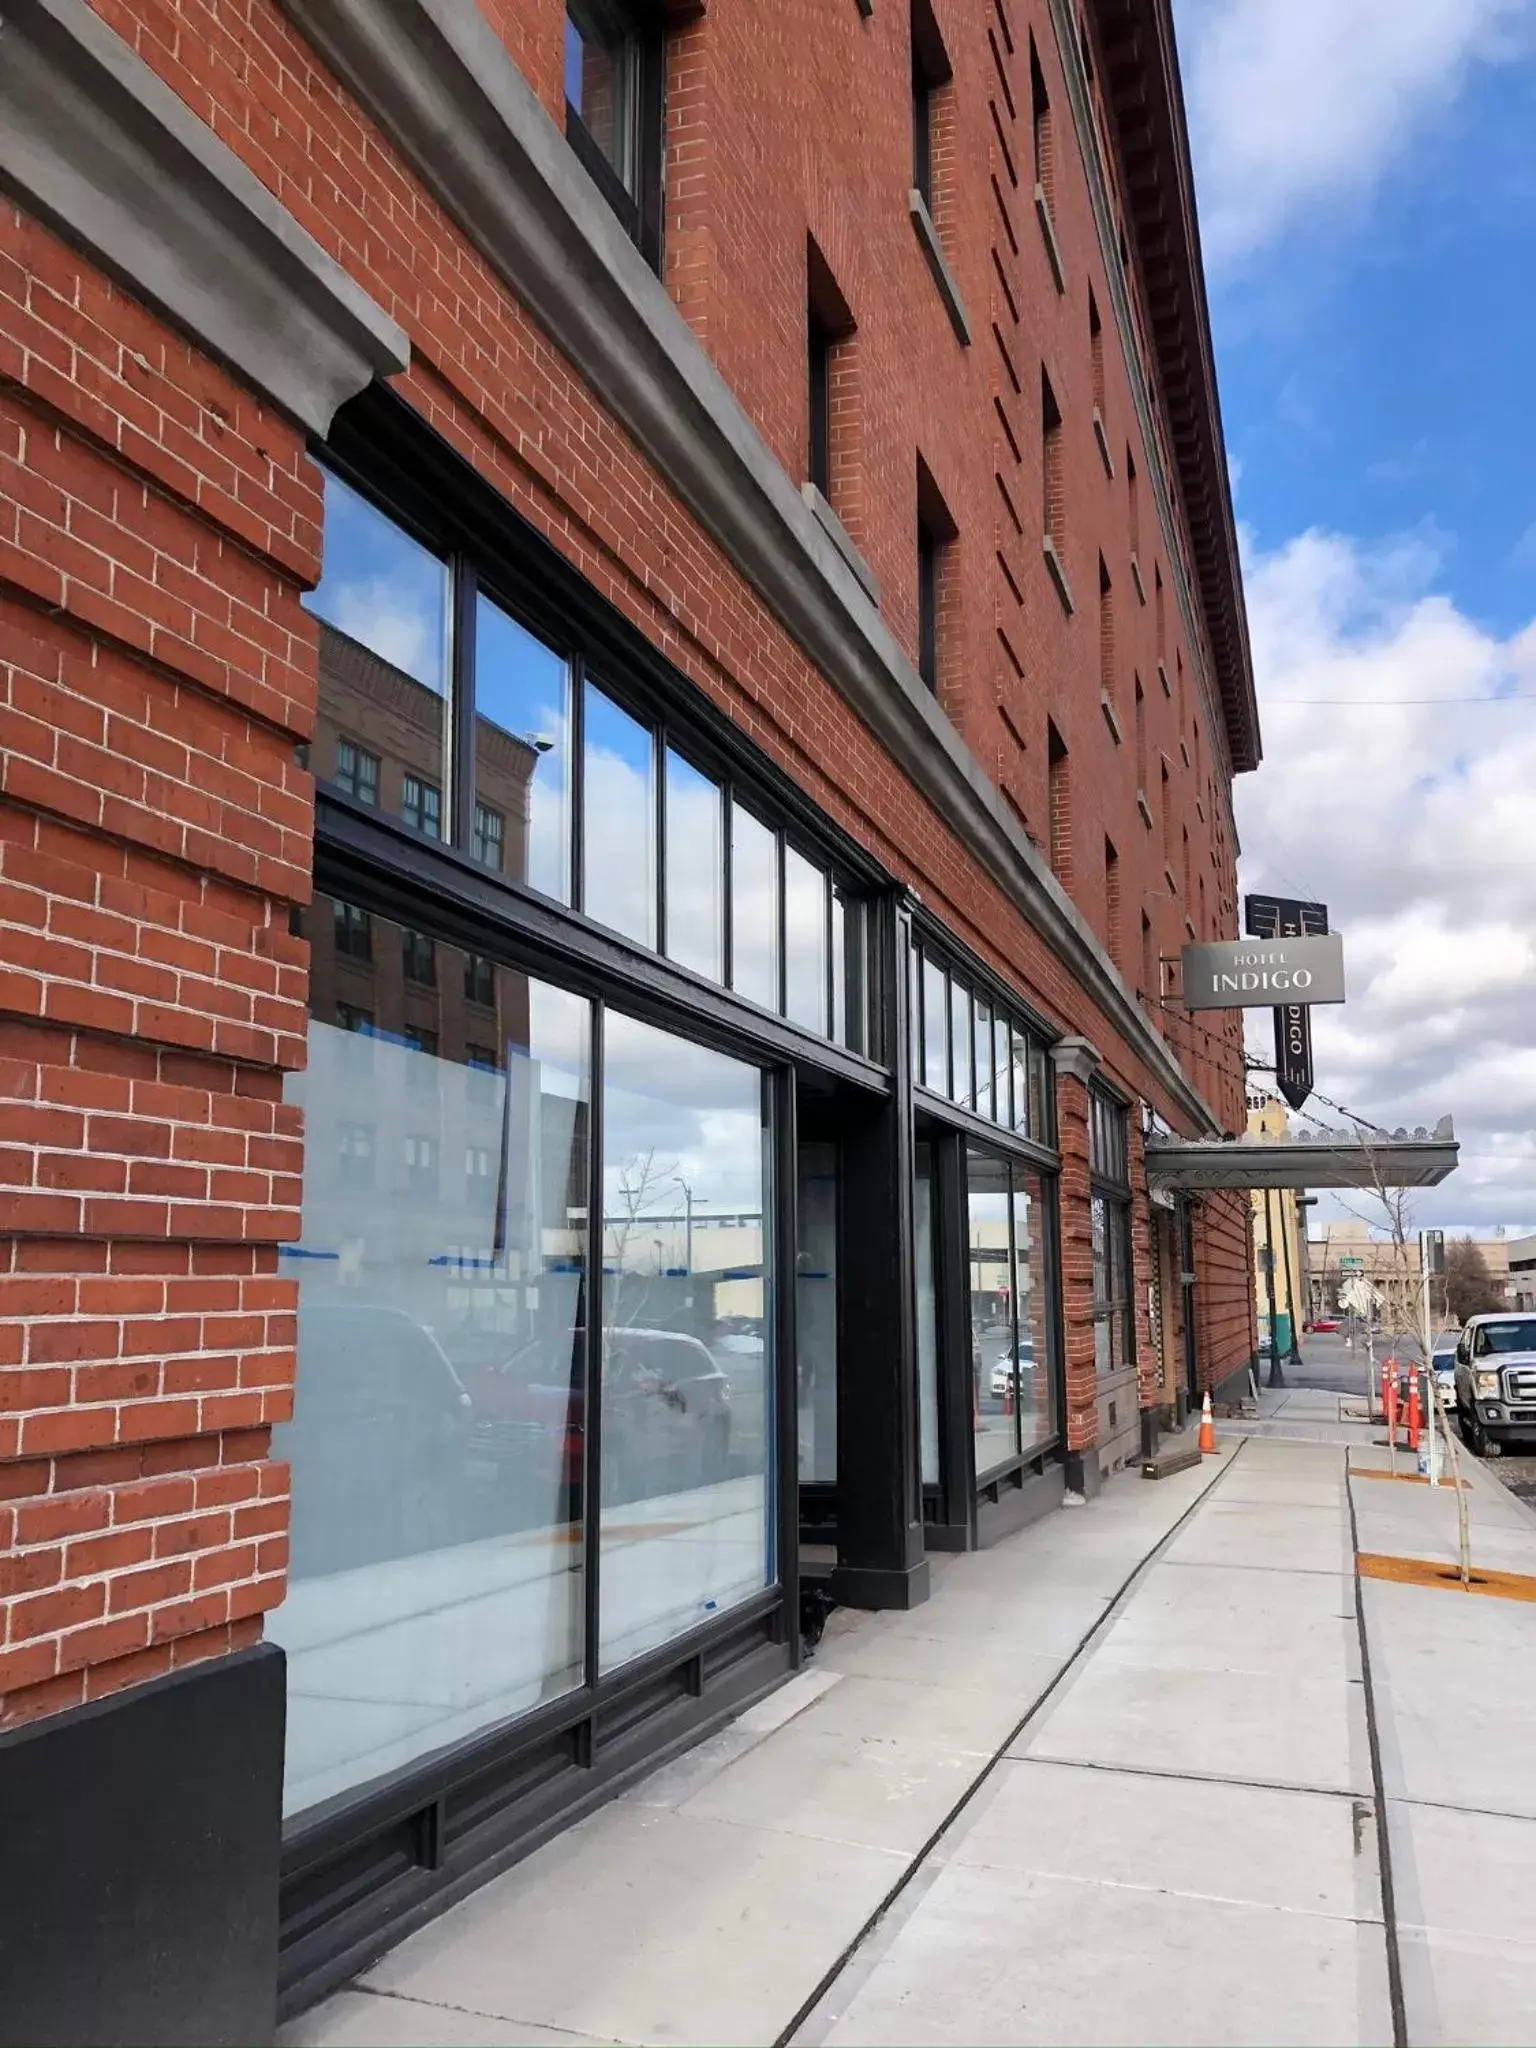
1198 1390 1215 1455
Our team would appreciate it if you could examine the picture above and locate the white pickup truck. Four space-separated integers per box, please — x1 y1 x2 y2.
1453 1313 1536 1456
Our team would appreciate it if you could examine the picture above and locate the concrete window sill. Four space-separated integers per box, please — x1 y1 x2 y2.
801 483 879 605
1100 692 1122 744
908 189 972 346
1136 790 1154 830
1130 551 1146 604
1034 184 1065 294
1042 535 1074 614
1092 407 1114 478
1157 660 1173 698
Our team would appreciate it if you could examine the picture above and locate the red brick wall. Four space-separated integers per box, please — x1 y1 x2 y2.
1 0 1254 1719
0 201 315 1725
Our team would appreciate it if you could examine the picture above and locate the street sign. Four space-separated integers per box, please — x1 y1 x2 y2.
1244 896 1331 1111
1339 1255 1364 1271
1179 933 1346 1010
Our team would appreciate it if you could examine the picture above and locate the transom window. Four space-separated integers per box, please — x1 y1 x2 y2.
305 465 876 1057
910 937 1053 1145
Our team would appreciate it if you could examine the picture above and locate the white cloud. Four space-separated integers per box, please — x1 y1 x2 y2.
1235 525 1536 1229
1175 0 1534 266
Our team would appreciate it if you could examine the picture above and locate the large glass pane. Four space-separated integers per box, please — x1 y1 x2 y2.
922 955 948 1093
475 594 571 902
1011 1027 1031 1137
565 0 638 192
1092 1194 1113 1373
973 1000 994 1122
950 979 973 1109
1011 1166 1057 1452
994 1015 1012 1128
1030 1042 1052 1145
796 1140 837 1485
307 469 450 841
273 895 589 1820
915 1142 940 1487
599 1012 772 1672
664 749 724 983
583 682 655 947
967 1147 1016 1479
836 889 870 1056
784 847 829 1035
730 804 780 1011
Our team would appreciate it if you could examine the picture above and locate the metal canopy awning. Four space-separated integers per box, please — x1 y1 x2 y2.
1146 1123 1459 1192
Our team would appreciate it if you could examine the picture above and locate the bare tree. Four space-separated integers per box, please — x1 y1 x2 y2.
604 1146 680 1333
1330 1130 1419 1348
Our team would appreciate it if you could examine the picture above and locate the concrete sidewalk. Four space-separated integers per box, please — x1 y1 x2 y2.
284 1414 1536 2048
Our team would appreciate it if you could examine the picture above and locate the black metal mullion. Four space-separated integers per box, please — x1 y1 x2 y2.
722 784 736 994
450 555 478 855
655 724 668 961
570 660 587 916
935 1130 975 1543
776 830 788 1017
771 1066 801 1663
582 999 605 1719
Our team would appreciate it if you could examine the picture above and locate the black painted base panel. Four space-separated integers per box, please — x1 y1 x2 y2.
829 1557 931 1610
976 1462 1067 1548
0 1644 286 2048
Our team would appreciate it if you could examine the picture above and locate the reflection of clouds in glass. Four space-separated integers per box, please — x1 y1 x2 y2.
784 846 828 1033
477 596 570 903
664 751 723 983
602 1010 765 1215
307 470 448 695
524 981 589 1102
731 806 778 1010
583 685 654 947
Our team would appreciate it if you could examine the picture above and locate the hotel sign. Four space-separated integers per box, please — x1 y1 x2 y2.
1179 934 1346 1011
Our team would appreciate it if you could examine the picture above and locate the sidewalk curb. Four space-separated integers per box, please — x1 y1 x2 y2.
779 1446 1245 2048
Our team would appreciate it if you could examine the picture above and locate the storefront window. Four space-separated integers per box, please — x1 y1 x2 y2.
1090 1089 1133 1374
973 1000 994 1121
730 804 780 1012
923 955 949 1093
784 846 830 1035
307 469 449 837
598 1013 774 1672
967 1148 1014 1478
915 1143 940 1486
475 593 571 902
664 749 723 982
796 1141 838 1484
949 979 973 1109
583 683 656 948
273 896 589 1819
1011 1168 1056 1452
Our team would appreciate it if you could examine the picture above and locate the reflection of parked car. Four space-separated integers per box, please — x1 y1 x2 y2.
1454 1313 1536 1456
467 1326 732 1506
286 1302 473 1578
989 1336 1037 1398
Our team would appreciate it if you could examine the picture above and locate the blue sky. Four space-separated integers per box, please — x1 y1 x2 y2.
1173 0 1536 1231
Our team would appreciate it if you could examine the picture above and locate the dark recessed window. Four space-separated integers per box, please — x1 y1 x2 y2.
332 898 372 962
465 953 496 1008
402 928 437 987
401 774 441 840
334 739 379 807
916 457 956 697
911 0 950 211
808 314 832 498
472 801 504 872
807 239 856 507
564 0 663 269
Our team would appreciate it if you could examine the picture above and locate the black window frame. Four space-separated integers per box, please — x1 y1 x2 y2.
310 389 889 1075
563 0 665 272
1088 1082 1134 1376
910 0 950 212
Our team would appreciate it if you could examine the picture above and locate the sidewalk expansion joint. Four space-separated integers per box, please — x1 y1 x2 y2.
776 1445 1247 2048
1009 1752 1370 1804
1345 1468 1410 2048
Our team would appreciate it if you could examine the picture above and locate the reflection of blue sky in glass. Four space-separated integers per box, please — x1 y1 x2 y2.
306 470 448 695
477 595 571 904
563 15 582 108
583 684 655 948
922 956 947 1093
731 805 779 1012
664 750 723 984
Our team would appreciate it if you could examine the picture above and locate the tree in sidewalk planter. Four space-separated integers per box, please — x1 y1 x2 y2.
1444 1235 1504 1322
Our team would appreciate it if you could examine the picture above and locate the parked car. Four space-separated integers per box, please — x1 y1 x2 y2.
1310 1317 1340 1335
1453 1313 1536 1456
285 1300 474 1577
467 1325 732 1505
990 1334 1037 1398
1430 1338 1458 1414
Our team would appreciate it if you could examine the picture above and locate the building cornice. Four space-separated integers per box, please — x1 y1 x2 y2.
277 0 1220 1135
0 0 407 436
1083 0 1260 775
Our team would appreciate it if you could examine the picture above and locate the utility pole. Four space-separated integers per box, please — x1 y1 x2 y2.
1262 1186 1285 1388
673 1175 694 1312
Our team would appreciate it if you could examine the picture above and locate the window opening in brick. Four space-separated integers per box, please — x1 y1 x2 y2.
1155 560 1165 655
1134 673 1146 789
911 0 951 215
1127 447 1139 553
1105 838 1120 967
564 0 664 268
402 928 437 987
472 800 504 871
1041 367 1063 544
401 774 442 840
1089 288 1105 417
807 239 856 507
334 738 379 807
1141 910 1155 1001
1030 33 1053 210
332 898 372 962
1047 720 1070 884
1160 758 1172 866
1098 555 1114 705
916 456 957 697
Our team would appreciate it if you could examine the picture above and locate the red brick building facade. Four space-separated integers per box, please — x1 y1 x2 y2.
0 0 1258 2031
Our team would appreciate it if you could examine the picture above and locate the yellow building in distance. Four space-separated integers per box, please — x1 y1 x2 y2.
1248 1094 1306 1358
